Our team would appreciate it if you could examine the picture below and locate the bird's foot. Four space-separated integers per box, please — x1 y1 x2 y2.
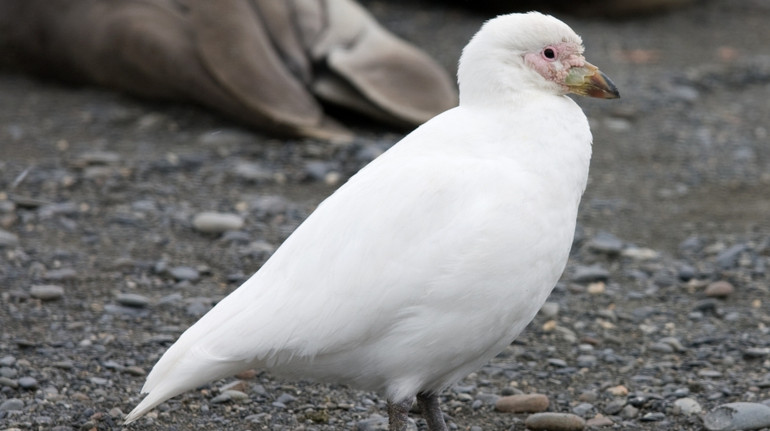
417 392 448 431
387 397 414 431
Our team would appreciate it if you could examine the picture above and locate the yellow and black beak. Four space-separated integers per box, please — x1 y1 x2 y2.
566 61 620 99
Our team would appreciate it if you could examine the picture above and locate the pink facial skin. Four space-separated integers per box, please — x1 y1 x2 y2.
524 42 586 91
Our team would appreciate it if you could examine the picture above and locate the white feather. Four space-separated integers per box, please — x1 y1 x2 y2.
125 11 593 424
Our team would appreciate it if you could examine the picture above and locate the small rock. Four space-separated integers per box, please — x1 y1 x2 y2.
169 266 200 282
620 405 639 419
234 162 273 182
524 412 586 431
606 385 629 397
0 229 19 247
715 244 746 269
572 265 609 283
29 285 65 301
587 231 623 255
705 281 735 298
75 150 121 165
586 415 613 427
703 402 770 431
0 376 18 388
43 268 78 281
621 247 660 260
539 301 560 318
192 212 244 233
604 398 626 415
116 293 151 308
495 393 550 413
276 392 296 405
658 336 686 352
356 414 393 431
640 412 666 421
18 376 38 389
744 347 770 359
572 402 596 417
673 397 702 415
0 398 24 412
211 390 249 404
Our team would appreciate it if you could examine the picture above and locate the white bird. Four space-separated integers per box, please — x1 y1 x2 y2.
124 11 619 431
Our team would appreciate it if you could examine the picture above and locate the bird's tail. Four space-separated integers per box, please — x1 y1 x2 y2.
123 341 249 424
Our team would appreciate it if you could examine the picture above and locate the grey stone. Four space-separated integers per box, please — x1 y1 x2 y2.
524 412 586 431
43 268 77 281
234 162 273 182
30 284 65 301
572 265 609 283
587 231 623 254
703 402 770 431
18 376 38 389
0 229 19 247
715 244 746 269
539 301 560 318
169 266 200 281
572 402 596 417
0 398 24 412
116 293 151 308
673 397 702 415
192 212 244 233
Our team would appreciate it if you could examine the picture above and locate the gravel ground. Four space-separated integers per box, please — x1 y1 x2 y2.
1 1 770 430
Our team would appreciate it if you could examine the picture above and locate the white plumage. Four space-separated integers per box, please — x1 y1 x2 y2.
125 12 618 430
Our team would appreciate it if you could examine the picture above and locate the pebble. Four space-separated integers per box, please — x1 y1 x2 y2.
29 285 64 301
585 415 613 427
715 244 746 269
169 266 200 281
621 405 639 419
116 293 151 308
43 268 77 281
18 376 38 389
743 347 770 359
604 398 626 415
211 390 249 404
539 301 560 318
0 228 19 247
192 212 245 233
640 412 666 421
572 402 596 417
621 246 660 260
524 412 586 431
495 393 550 413
234 162 273 182
587 231 623 254
572 265 609 283
703 402 770 431
75 150 121 165
0 398 24 411
0 376 19 388
606 385 628 397
705 281 735 298
673 397 702 415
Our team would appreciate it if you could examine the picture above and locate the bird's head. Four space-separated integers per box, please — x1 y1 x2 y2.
458 12 619 105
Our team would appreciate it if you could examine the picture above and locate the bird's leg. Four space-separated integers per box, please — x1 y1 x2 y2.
417 392 448 431
387 397 414 431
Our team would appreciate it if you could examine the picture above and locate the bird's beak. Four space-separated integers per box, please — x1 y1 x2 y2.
565 61 620 99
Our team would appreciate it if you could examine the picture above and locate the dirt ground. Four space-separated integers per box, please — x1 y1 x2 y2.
1 1 769 430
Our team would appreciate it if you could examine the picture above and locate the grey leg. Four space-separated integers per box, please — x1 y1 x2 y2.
388 397 414 431
417 392 448 431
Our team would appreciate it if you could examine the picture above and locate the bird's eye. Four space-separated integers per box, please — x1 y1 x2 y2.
542 47 557 60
